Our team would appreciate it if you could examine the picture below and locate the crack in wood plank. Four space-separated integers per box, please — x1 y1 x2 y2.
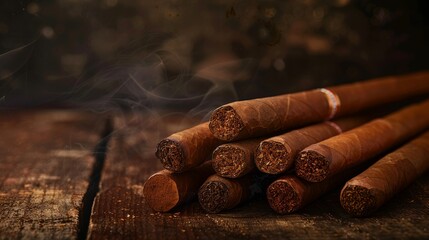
77 118 112 240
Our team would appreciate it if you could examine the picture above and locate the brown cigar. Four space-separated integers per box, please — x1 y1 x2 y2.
340 131 429 217
198 174 262 213
156 122 224 172
143 161 214 212
255 116 368 174
267 170 357 214
209 71 429 141
212 138 262 178
295 99 429 183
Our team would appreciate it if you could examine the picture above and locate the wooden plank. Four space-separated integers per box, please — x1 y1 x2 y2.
0 110 106 239
89 112 429 239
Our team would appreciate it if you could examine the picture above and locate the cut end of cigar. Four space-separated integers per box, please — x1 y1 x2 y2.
255 141 290 174
209 106 244 141
295 150 329 182
156 139 185 172
143 174 179 212
267 180 301 214
212 145 246 178
340 185 377 217
198 180 228 213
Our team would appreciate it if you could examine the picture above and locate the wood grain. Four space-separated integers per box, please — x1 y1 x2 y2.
0 110 106 239
88 112 429 239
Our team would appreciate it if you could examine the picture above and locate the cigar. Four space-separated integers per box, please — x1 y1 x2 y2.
212 138 262 178
340 130 429 217
209 71 429 141
198 174 265 213
295 99 429 183
267 170 356 214
143 161 214 212
156 122 224 172
255 116 368 174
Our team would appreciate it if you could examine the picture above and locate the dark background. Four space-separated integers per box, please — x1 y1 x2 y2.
1 0 428 118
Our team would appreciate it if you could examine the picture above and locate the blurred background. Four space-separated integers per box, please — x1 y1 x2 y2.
1 0 428 119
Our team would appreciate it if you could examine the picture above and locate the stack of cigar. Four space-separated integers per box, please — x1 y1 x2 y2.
143 71 429 217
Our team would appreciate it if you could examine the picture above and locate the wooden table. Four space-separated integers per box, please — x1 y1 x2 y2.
1 110 428 239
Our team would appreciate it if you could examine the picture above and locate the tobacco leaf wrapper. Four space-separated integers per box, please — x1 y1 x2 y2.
256 116 368 174
340 130 429 217
212 138 262 178
296 99 429 182
209 71 429 141
267 169 358 214
198 174 267 213
156 122 224 172
143 161 214 212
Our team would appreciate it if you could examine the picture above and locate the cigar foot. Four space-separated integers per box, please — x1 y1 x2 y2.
143 174 179 212
256 141 290 174
340 185 377 217
212 145 246 178
267 180 301 214
198 181 228 213
296 150 329 182
156 139 184 172
209 106 244 141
